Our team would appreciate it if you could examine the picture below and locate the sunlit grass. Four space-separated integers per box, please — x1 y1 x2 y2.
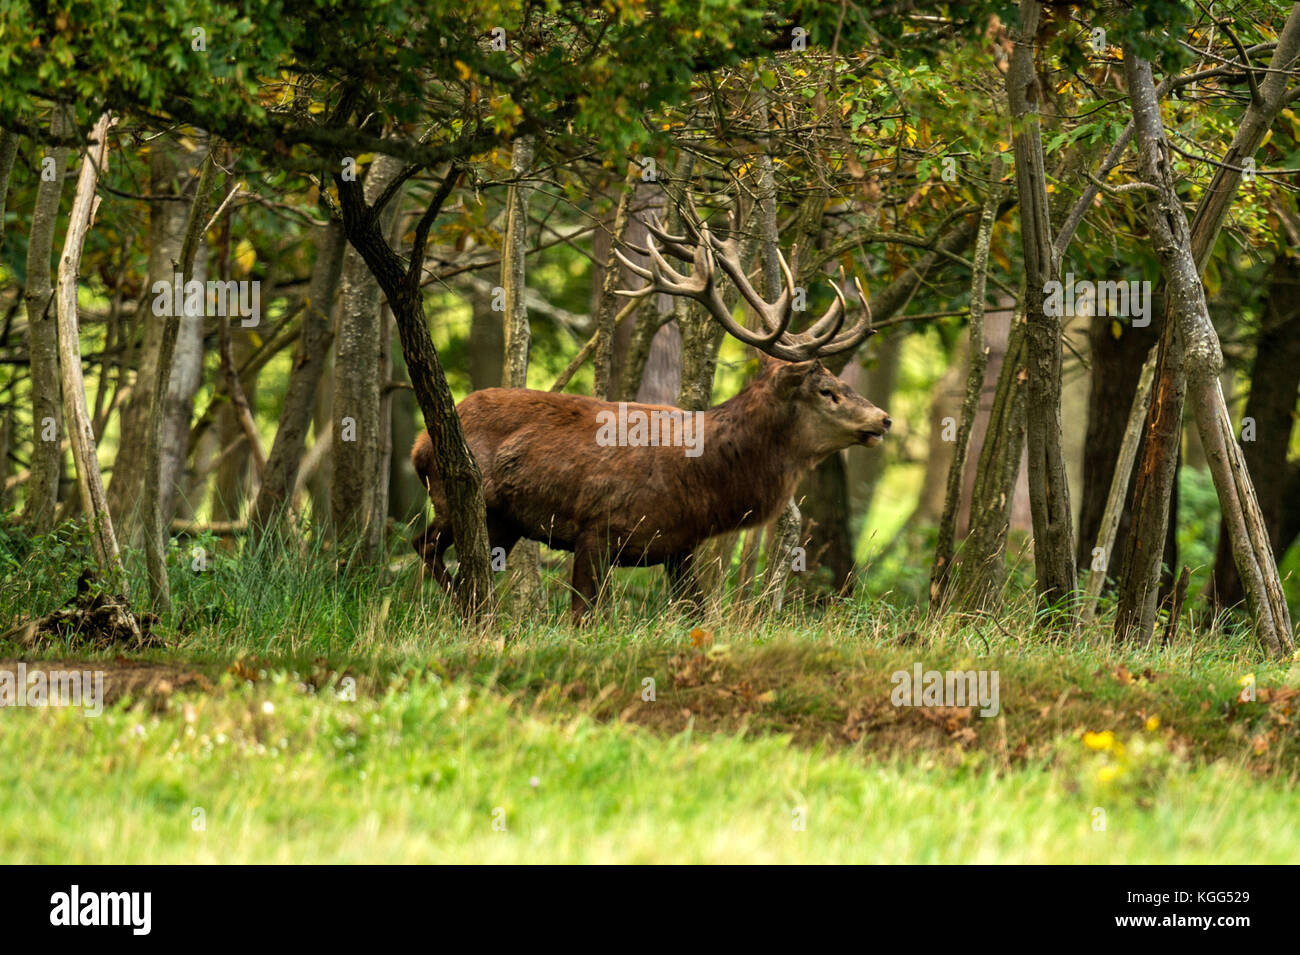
1 519 1296 863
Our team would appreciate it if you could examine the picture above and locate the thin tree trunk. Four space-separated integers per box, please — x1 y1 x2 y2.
1008 0 1076 616
0 127 20 248
930 155 1002 610
1209 255 1300 607
954 297 1030 612
1082 348 1156 624
144 146 218 614
1122 46 1293 655
108 140 203 540
57 113 126 585
335 162 493 618
500 135 544 607
21 105 73 534
252 220 345 532
333 154 403 558
592 164 639 401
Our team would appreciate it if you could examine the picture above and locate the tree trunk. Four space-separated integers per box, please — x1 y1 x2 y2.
500 135 544 607
335 162 493 618
954 298 1030 612
333 154 403 558
0 127 20 248
56 113 126 586
144 145 218 614
592 164 639 401
930 156 1002 609
1209 254 1300 608
108 139 205 541
252 220 345 532
1117 3 1300 645
1122 46 1293 655
21 105 72 534
1082 348 1156 623
1008 0 1076 616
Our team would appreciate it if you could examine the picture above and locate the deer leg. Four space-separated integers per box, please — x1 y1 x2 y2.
570 535 606 625
411 523 453 592
665 552 705 617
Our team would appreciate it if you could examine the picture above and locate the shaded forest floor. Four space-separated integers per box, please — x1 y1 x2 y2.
1 522 1298 862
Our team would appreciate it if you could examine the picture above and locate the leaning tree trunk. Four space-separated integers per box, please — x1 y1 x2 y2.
56 114 126 585
1209 254 1300 607
335 163 493 618
21 105 73 534
1008 0 1076 617
1122 46 1293 656
1117 4 1300 647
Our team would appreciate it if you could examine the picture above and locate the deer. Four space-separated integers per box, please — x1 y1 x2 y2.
411 204 891 622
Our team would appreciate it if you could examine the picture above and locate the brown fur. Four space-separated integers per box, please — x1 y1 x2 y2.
412 359 890 620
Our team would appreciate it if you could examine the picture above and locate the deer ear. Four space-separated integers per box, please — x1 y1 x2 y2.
773 360 818 398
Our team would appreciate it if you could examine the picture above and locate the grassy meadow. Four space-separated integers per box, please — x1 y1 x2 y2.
1 522 1297 864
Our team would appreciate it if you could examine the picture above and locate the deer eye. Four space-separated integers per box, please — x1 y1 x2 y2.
819 388 838 402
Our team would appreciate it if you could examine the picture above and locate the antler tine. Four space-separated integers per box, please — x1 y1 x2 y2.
618 192 878 362
797 275 849 352
813 275 876 357
643 213 694 259
612 247 653 281
614 233 699 301
701 229 797 345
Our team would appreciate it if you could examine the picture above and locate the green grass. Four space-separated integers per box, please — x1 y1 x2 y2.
1 519 1298 863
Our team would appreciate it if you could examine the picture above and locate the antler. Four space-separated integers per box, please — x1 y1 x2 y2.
614 201 874 361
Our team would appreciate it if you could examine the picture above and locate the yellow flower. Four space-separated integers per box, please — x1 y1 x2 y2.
1239 673 1256 687
1083 730 1116 751
1145 715 1160 732
1097 765 1123 784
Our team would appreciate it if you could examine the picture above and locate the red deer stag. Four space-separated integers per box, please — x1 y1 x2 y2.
412 207 890 621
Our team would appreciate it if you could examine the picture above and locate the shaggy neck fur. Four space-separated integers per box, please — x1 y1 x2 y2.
690 371 817 531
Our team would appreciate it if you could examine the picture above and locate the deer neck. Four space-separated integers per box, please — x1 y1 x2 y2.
694 385 815 529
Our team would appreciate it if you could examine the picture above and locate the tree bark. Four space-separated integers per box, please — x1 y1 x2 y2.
21 106 72 534
333 154 403 558
1122 46 1293 655
500 135 544 607
1008 0 1076 616
0 127 20 248
335 161 493 618
252 220 345 532
1209 254 1300 607
930 156 1002 610
144 145 218 614
56 113 126 585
